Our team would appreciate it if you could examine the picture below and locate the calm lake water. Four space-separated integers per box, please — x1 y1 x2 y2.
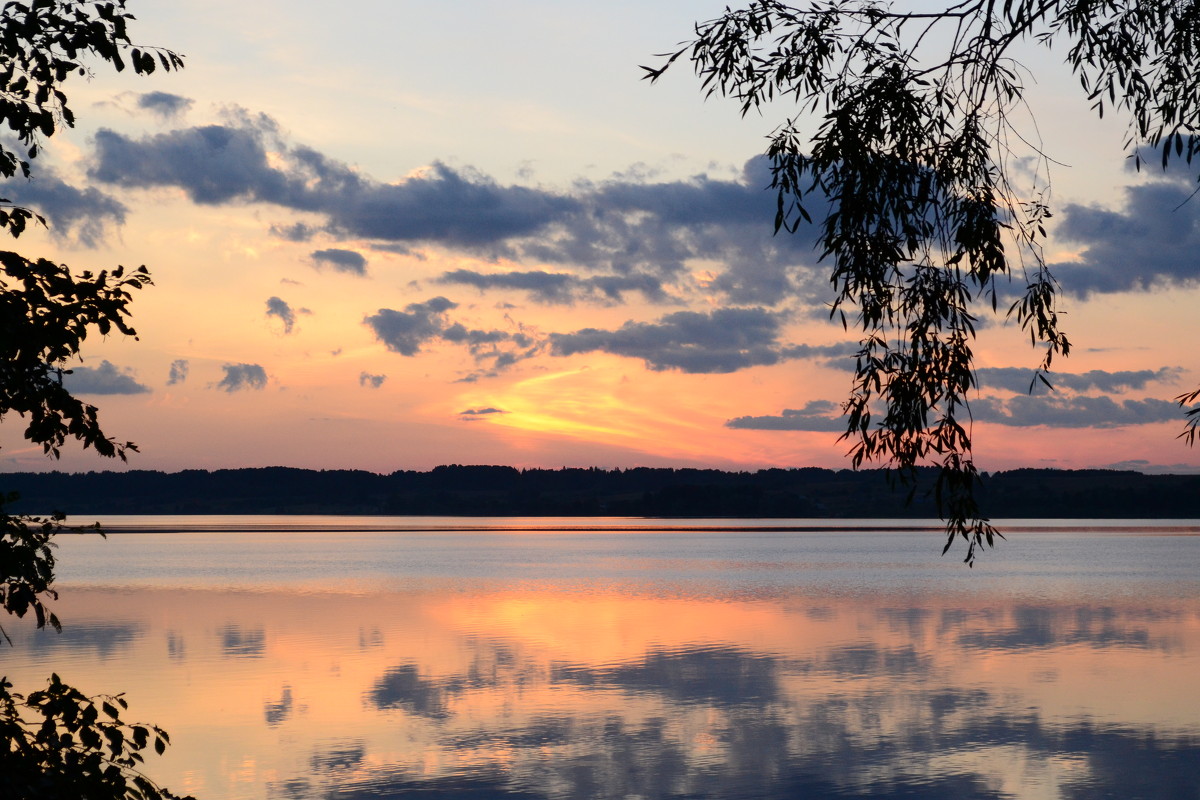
4 516 1199 799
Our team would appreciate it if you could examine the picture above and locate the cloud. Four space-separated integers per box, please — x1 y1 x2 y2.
972 395 1183 428
459 407 506 416
977 366 1182 395
359 372 386 389
166 359 189 385
136 91 193 120
311 248 367 276
728 388 1189 432
89 114 578 246
213 363 268 393
725 400 845 431
439 268 668 305
518 158 825 304
270 221 319 242
549 307 850 374
1051 174 1200 295
363 297 458 357
265 296 309 334
1103 459 1200 474
364 297 538 378
0 170 126 247
62 360 150 395
85 113 825 306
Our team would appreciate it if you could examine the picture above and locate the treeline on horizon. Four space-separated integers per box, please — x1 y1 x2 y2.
4 465 1200 518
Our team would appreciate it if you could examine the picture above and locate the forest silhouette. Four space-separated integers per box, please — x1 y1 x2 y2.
7 465 1200 519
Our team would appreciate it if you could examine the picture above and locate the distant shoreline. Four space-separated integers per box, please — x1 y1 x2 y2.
6 464 1200 520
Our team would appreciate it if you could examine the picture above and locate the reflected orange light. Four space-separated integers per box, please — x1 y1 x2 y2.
12 583 1197 799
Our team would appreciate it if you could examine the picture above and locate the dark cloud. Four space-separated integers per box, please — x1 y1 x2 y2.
972 395 1182 428
439 268 668 304
85 114 824 306
550 307 831 374
62 360 150 395
330 161 577 246
89 116 577 246
358 372 386 389
977 366 1181 395
214 363 268 393
726 400 845 431
364 297 538 378
265 296 302 334
1052 175 1200 294
136 91 193 120
311 248 367 276
363 297 458 357
459 407 505 416
265 296 310 334
0 170 126 247
90 118 298 205
515 157 823 305
730 382 1188 432
166 359 188 386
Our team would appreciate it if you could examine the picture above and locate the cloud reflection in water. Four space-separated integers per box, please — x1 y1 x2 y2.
5 530 1198 800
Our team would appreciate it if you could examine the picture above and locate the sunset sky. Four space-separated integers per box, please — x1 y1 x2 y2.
3 0 1199 475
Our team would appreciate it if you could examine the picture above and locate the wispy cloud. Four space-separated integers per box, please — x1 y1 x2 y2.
167 359 189 385
977 366 1182 394
725 400 844 432
972 395 1182 428
549 308 852 374
266 296 309 335
0 168 126 247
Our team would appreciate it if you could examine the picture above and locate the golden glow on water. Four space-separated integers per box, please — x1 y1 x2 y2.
7 574 1198 800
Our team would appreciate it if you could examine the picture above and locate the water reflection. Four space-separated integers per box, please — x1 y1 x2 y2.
221 624 267 658
2 530 1197 800
264 686 294 727
24 620 143 658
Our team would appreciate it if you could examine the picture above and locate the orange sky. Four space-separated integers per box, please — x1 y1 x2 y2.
3 1 1199 476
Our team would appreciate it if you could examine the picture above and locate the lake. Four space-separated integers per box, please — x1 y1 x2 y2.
4 517 1199 799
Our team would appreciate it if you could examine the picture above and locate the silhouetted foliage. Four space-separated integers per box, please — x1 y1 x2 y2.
0 251 150 460
0 3 187 798
0 673 183 800
646 1 1200 563
7 465 1200 519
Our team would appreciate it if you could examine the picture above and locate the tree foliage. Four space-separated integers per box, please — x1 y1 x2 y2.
646 0 1200 563
0 673 186 800
0 0 183 234
0 251 151 460
0 2 187 797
